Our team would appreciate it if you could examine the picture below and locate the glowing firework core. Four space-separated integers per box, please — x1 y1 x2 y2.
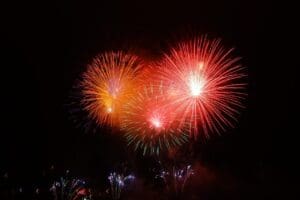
188 73 205 97
150 117 162 129
107 107 113 113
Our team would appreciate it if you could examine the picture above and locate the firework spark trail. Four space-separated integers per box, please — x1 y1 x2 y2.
108 172 135 200
155 164 194 197
157 36 247 139
80 52 144 127
173 165 194 194
50 177 90 200
120 81 189 156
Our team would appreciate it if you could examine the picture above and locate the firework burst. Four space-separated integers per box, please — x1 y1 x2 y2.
155 164 194 197
50 177 91 200
80 52 144 127
120 81 189 156
157 36 246 139
108 172 135 200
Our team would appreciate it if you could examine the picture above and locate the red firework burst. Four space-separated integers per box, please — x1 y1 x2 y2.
120 81 189 155
157 36 247 139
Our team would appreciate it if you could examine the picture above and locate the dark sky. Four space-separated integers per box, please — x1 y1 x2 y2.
1 0 298 199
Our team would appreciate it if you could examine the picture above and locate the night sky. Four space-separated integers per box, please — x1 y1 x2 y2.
1 0 298 199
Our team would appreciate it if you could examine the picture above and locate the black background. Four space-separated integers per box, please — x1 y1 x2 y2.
1 0 298 199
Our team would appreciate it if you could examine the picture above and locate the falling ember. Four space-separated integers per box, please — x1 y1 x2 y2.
157 36 247 139
79 52 144 127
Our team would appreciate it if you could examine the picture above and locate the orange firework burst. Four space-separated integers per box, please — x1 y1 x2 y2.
120 82 189 155
80 52 144 127
157 36 247 139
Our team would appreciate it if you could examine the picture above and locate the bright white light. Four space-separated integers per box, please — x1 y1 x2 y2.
188 74 204 97
107 107 112 113
150 118 161 128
